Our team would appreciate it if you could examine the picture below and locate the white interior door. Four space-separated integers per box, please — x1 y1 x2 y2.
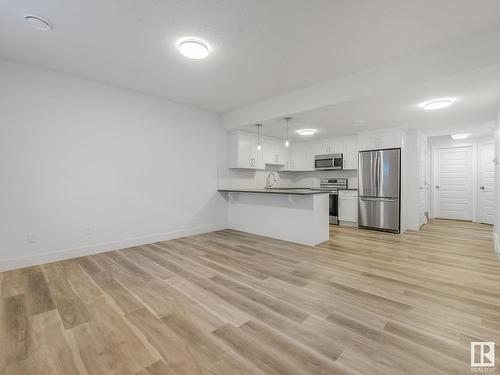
478 143 495 224
435 146 473 221
418 135 428 226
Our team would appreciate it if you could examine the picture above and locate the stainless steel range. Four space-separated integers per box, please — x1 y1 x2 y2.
319 178 348 224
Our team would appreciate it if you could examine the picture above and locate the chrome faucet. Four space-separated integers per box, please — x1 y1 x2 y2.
265 172 278 189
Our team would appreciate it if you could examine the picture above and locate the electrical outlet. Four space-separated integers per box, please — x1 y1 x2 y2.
26 234 35 243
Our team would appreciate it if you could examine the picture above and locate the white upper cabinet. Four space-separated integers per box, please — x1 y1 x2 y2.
287 142 315 171
358 129 403 151
314 138 344 155
228 132 357 171
262 136 288 165
342 136 359 170
228 131 264 169
314 141 331 155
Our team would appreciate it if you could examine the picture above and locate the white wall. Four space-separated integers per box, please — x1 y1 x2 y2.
495 107 500 254
0 59 227 271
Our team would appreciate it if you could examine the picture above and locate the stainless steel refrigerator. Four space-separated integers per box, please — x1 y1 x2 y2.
358 148 401 233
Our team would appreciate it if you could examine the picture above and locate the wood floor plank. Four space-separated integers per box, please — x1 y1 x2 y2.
1 219 498 374
3 295 29 366
24 267 55 316
9 310 82 374
213 323 310 375
43 262 92 329
239 319 356 375
68 297 158 375
162 313 261 375
125 307 204 375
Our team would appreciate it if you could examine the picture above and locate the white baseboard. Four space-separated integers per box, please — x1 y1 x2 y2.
0 223 227 272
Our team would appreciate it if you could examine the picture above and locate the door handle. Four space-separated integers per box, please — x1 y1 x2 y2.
480 186 485 190
360 197 398 202
435 185 440 189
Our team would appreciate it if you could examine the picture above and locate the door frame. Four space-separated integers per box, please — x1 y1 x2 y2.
418 134 428 227
430 144 477 222
477 141 495 224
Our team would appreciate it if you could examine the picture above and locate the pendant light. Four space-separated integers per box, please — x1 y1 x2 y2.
256 124 262 151
284 117 292 147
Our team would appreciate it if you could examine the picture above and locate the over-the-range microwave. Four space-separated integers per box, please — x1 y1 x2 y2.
314 153 343 170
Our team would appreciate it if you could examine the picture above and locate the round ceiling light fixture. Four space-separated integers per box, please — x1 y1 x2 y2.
296 129 318 136
450 133 471 140
420 98 456 110
24 14 52 31
177 38 210 59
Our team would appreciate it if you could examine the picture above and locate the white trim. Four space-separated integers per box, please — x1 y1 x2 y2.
477 142 496 225
431 144 477 221
0 223 227 272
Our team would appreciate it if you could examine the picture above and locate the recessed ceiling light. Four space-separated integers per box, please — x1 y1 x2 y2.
450 133 471 140
296 129 317 136
420 98 456 110
24 14 52 31
177 38 210 59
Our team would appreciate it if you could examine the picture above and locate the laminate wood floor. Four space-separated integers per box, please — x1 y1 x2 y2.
1 219 499 374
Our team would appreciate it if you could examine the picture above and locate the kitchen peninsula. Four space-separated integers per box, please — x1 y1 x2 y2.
218 188 330 246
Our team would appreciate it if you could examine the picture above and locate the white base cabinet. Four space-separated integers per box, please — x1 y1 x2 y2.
338 190 358 223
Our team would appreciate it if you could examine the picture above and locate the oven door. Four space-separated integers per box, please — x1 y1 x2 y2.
329 193 338 225
315 157 334 170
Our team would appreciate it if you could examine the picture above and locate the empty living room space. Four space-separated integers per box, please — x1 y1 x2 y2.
1 1 500 374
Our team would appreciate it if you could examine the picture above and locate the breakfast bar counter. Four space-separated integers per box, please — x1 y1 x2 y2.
218 188 330 246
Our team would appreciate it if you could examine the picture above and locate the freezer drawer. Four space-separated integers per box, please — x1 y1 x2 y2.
358 197 400 233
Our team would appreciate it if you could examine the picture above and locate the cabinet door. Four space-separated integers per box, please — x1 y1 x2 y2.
380 130 402 149
330 138 344 154
228 131 265 169
314 142 330 155
290 143 305 170
237 132 253 168
276 142 287 165
342 136 359 170
338 191 358 222
304 143 315 171
262 138 276 164
247 133 262 169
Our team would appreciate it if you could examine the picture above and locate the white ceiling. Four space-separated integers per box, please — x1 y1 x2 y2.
240 64 500 140
2 0 500 113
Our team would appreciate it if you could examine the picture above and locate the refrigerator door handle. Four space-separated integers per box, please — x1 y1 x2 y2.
360 197 398 202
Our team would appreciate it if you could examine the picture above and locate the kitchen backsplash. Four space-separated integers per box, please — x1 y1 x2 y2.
218 165 358 189
288 169 358 189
